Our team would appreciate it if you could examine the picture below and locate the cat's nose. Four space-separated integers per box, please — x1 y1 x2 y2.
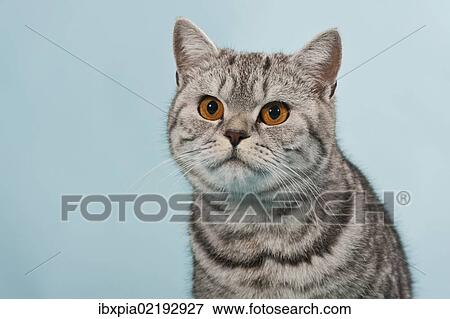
224 129 250 147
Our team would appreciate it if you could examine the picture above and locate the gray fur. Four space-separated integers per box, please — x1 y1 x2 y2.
168 18 412 298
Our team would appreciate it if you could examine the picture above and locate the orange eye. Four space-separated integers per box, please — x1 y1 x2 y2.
260 101 289 125
198 96 224 121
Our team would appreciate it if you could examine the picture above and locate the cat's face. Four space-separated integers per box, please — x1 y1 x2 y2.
168 18 341 194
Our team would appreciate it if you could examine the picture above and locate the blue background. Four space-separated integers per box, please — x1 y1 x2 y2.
1 0 449 298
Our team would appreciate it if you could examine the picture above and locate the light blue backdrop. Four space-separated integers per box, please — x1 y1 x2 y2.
1 0 449 298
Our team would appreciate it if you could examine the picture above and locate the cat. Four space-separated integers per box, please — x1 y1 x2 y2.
167 18 412 298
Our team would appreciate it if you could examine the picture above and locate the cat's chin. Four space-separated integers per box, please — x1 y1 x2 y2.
208 158 249 175
203 160 269 194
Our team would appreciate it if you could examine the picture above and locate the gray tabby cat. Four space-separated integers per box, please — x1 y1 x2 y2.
168 18 412 298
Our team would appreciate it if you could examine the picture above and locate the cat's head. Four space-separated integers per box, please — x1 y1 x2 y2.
168 18 341 194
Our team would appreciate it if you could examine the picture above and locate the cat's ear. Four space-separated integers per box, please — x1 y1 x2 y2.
173 18 218 86
293 29 342 96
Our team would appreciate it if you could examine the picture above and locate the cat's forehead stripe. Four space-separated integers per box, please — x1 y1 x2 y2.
216 51 273 111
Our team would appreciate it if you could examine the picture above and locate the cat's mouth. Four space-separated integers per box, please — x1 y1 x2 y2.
207 150 249 170
200 149 267 192
222 151 244 164
223 156 244 165
215 150 260 172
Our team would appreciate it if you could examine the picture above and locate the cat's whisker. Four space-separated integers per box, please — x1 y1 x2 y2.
277 160 342 229
128 157 178 191
128 146 214 191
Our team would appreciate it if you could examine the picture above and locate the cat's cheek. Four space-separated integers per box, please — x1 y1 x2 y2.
257 128 302 150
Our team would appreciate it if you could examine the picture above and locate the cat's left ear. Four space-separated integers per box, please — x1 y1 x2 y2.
173 18 218 86
292 29 342 99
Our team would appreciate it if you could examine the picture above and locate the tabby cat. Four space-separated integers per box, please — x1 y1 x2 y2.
168 18 412 298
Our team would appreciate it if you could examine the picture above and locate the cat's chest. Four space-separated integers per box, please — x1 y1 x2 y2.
191 222 360 297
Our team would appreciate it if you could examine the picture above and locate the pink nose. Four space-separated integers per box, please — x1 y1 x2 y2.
224 130 250 147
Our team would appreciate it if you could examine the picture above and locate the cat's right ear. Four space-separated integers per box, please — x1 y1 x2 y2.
173 18 218 87
292 29 342 99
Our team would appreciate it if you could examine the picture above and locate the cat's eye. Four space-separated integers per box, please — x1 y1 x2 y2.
259 101 289 125
198 96 224 121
